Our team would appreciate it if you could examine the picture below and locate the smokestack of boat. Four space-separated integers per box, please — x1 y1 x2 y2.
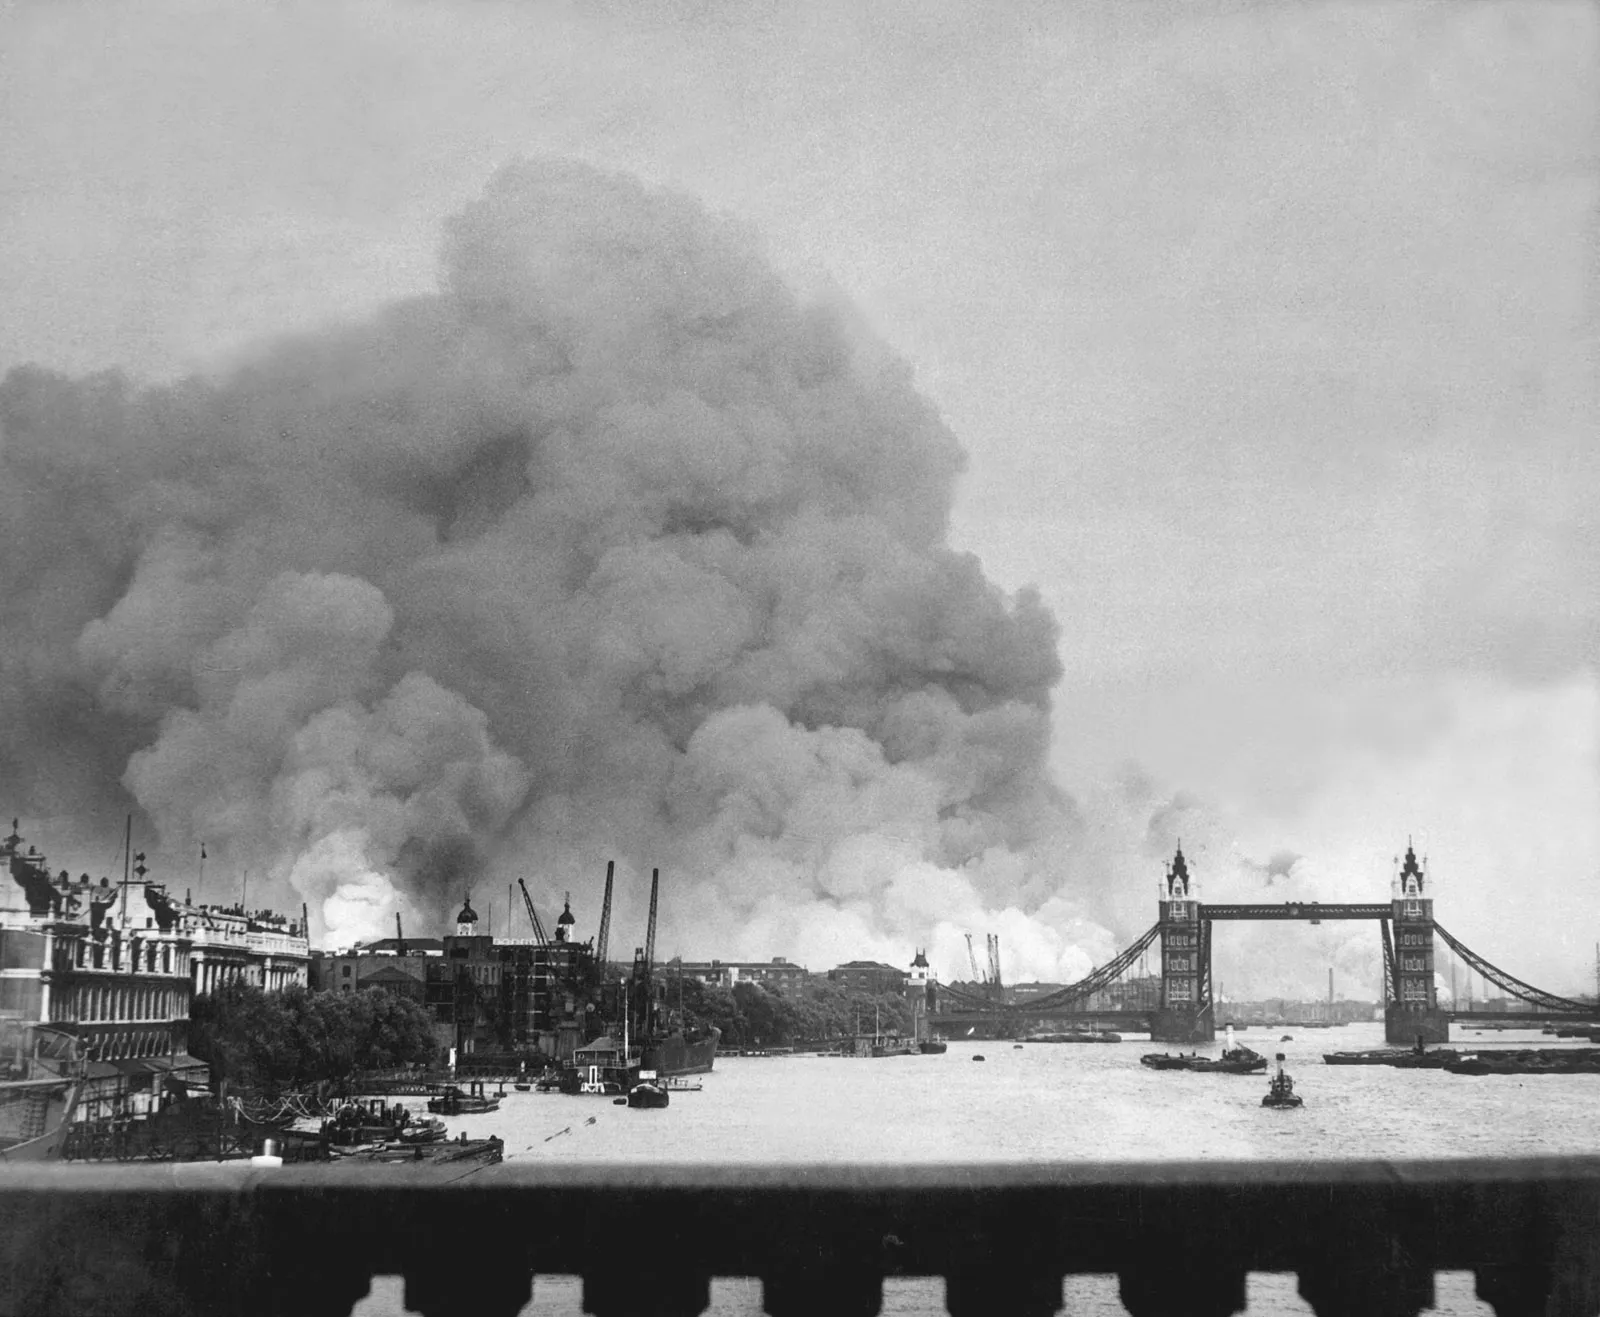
1225 1024 1235 1053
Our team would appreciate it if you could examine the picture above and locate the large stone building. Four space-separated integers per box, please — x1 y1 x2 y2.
0 820 307 1120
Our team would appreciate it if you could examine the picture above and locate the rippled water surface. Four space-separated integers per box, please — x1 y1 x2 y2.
354 1022 1597 1315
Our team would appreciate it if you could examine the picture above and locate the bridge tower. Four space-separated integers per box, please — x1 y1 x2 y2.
1386 841 1449 1044
1152 846 1214 1043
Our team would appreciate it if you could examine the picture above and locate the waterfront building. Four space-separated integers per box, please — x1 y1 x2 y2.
183 902 309 995
668 957 810 994
318 895 603 1064
310 938 444 998
827 960 909 996
0 820 309 1120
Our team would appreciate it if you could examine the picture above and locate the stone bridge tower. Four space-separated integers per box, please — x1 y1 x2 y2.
1386 841 1448 1045
1153 846 1214 1044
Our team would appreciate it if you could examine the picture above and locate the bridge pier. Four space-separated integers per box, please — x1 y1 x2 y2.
1385 1005 1449 1047
1150 1007 1214 1045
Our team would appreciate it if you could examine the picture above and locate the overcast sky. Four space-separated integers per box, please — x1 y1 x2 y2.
3 0 1596 989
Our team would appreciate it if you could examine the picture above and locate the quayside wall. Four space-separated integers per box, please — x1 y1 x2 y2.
2 1158 1598 1315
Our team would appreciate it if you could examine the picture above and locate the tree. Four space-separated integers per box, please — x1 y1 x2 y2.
189 981 437 1093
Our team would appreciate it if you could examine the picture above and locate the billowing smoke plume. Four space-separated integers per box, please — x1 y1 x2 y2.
0 159 1095 977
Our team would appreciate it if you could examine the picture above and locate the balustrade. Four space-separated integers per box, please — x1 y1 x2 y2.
2 1159 1597 1316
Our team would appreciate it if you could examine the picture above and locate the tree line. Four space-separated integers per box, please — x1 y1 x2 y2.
668 975 916 1049
188 981 437 1094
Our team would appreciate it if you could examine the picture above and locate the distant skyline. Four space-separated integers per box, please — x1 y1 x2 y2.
2 1 1595 993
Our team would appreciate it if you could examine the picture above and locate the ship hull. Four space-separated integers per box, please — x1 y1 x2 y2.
0 1079 79 1163
642 1027 720 1076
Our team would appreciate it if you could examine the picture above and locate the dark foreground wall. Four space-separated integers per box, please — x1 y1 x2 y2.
2 1158 1598 1316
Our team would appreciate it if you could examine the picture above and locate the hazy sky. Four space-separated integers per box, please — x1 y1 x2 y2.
3 0 1596 989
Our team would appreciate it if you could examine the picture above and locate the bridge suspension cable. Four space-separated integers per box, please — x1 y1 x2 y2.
1433 923 1592 1015
940 923 1161 1015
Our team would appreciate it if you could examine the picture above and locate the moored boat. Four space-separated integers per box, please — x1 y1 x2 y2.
342 1134 504 1165
0 1024 82 1163
626 1080 668 1109
1323 1048 1463 1068
427 1082 501 1115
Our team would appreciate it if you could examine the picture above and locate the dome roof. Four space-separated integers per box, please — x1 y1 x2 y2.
557 897 575 926
456 898 478 925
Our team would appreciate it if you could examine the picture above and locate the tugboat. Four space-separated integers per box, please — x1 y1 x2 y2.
1261 1053 1303 1109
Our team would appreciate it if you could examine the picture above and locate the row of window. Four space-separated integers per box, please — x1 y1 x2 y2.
72 983 184 1023
1399 932 1430 947
1168 981 1193 1001
67 937 183 976
1165 931 1198 949
1166 956 1194 973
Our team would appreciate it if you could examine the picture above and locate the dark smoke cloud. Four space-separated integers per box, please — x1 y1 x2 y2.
1 159 1089 976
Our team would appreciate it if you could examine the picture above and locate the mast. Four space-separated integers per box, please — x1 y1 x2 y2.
120 816 132 923
596 860 615 968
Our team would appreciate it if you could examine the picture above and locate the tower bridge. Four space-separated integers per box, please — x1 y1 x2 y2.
935 843 1596 1045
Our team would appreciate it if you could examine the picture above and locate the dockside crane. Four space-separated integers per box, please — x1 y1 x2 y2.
630 868 661 1040
395 911 405 957
517 878 550 945
595 860 615 969
965 932 984 986
987 933 1004 1001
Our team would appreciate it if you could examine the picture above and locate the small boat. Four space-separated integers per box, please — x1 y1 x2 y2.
1262 1055 1303 1109
1140 1048 1266 1075
513 1082 532 1092
972 1054 986 1062
1323 1047 1465 1069
1013 1044 1024 1049
1280 1035 1293 1042
918 1040 948 1055
426 1083 501 1116
347 1134 504 1166
626 1081 669 1109
1142 1027 1266 1075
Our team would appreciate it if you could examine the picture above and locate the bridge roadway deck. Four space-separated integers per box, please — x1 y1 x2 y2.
2 1159 1597 1315
1199 902 1394 920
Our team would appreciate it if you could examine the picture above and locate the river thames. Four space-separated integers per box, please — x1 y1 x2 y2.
353 1022 1598 1315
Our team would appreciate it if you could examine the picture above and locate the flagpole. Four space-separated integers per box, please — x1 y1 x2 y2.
197 843 206 903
